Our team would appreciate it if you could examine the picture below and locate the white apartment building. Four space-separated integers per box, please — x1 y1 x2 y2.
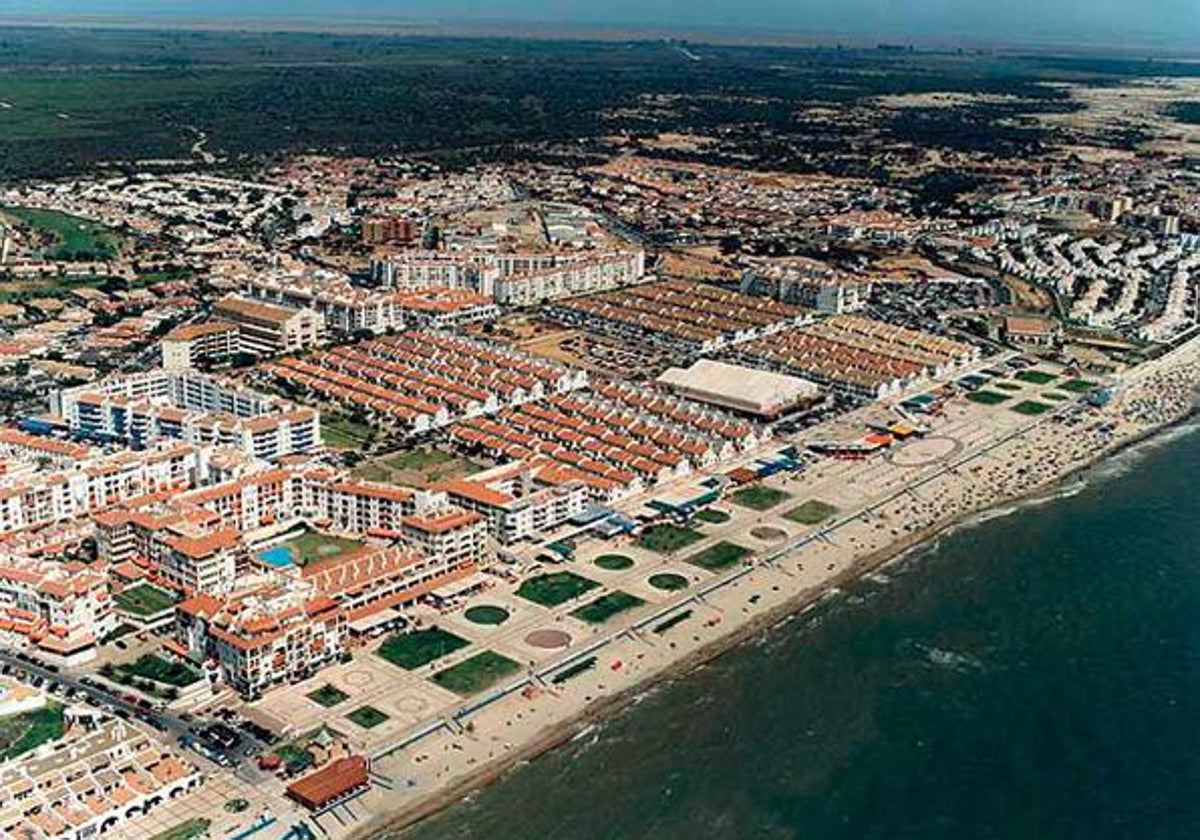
53 371 320 459
212 294 323 355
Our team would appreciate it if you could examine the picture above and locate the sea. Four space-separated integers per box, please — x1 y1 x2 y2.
398 422 1200 840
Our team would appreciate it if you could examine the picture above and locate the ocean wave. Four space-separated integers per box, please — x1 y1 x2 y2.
1088 419 1199 482
918 643 983 672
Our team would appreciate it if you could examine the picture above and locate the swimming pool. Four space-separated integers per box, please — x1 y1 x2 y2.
257 546 294 568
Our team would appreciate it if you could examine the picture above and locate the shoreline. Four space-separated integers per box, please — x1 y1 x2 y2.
356 403 1199 840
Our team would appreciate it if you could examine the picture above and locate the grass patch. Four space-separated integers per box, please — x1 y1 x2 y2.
147 819 211 840
345 705 389 729
384 448 458 471
694 508 731 524
1060 378 1098 393
1011 400 1053 416
274 742 316 775
1015 370 1057 385
0 205 123 261
684 541 751 571
550 656 597 685
966 390 1011 405
277 530 363 566
350 462 392 482
594 554 635 571
0 704 64 761
432 651 520 696
653 610 694 634
517 571 600 607
784 499 839 525
354 447 486 483
992 381 1023 392
306 684 349 708
117 654 200 687
113 584 178 617
1041 391 1070 402
639 524 704 554
322 415 375 450
377 627 469 670
730 485 791 511
570 591 645 624
648 573 689 591
464 605 510 626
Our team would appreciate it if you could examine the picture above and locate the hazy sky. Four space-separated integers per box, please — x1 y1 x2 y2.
6 0 1199 50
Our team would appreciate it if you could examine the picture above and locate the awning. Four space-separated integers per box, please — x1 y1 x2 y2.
429 571 491 600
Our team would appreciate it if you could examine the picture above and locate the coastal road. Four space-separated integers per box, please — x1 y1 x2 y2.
0 648 271 782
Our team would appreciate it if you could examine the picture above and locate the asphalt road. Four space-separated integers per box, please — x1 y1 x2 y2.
0 648 272 782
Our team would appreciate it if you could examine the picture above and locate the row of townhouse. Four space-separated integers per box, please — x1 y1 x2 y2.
52 371 320 459
735 315 980 402
449 381 765 502
0 430 92 471
261 330 587 438
546 278 807 355
0 556 113 664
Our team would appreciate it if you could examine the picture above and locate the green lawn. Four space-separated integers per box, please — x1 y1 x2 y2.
1011 400 1053 416
1042 391 1070 402
322 415 375 450
992 381 1024 392
117 654 200 687
0 704 64 761
785 500 839 525
113 584 179 617
377 628 469 670
350 463 392 482
1015 370 1057 385
464 605 510 626
0 205 123 261
648 573 690 592
1060 378 1098 393
639 524 705 554
279 530 363 565
352 447 485 483
516 571 600 607
653 610 694 634
306 684 349 708
966 390 1011 405
730 485 791 511
432 651 521 696
550 656 597 685
146 819 211 840
273 743 316 775
384 448 459 471
694 508 731 524
570 591 645 624
594 554 635 571
684 541 751 572
345 705 389 729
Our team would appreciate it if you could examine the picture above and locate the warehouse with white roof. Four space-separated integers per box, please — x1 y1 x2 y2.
656 359 820 418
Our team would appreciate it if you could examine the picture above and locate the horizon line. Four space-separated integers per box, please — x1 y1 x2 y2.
1 13 1199 61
